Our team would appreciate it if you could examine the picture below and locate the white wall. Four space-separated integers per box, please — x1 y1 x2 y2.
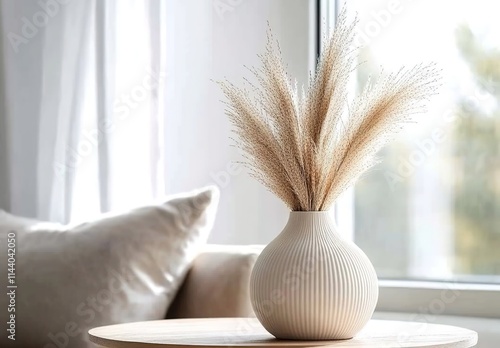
164 0 316 244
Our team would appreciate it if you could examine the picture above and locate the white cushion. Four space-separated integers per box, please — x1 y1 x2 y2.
0 186 219 348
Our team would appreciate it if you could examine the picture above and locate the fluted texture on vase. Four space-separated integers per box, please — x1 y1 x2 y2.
250 212 378 340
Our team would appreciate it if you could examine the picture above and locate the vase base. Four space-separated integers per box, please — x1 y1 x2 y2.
272 335 354 341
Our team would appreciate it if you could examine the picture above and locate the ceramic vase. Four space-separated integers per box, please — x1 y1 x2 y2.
250 211 378 340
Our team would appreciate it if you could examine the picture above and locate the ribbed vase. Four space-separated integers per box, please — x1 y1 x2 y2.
250 211 378 340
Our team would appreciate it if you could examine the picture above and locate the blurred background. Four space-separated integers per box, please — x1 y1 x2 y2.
350 0 500 284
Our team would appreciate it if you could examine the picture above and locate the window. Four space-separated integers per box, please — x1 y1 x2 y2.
330 0 500 285
320 0 500 320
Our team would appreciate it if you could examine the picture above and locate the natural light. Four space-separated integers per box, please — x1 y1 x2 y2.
349 0 500 283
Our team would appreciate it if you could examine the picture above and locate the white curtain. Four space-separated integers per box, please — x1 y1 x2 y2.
0 0 166 223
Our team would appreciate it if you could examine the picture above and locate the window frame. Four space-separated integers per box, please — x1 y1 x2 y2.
378 280 500 318
320 0 500 319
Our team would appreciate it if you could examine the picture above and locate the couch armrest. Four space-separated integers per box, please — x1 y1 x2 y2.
166 244 263 319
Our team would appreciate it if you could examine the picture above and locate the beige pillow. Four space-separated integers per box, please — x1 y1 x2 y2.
0 186 219 348
167 244 263 319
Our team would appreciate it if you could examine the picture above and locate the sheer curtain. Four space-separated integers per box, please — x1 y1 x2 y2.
69 0 167 222
0 0 166 223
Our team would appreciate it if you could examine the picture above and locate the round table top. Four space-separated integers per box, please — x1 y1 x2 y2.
88 318 478 348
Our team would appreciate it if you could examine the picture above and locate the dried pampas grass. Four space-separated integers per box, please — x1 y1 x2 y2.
219 9 441 211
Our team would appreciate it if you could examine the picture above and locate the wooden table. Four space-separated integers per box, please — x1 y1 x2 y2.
89 318 478 348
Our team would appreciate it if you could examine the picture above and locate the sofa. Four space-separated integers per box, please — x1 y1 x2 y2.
0 188 266 348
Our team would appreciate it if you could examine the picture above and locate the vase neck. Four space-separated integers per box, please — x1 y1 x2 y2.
288 211 335 222
284 211 340 238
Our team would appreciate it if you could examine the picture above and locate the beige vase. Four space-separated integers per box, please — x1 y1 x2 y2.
250 211 378 340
